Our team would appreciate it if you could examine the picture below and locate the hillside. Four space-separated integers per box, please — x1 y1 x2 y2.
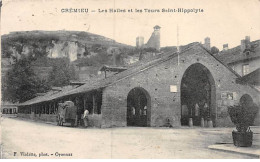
1 30 133 60
1 30 132 49
1 30 136 82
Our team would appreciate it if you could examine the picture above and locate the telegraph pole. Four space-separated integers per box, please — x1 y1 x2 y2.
177 25 180 66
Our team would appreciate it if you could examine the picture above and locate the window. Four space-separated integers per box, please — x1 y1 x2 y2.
242 64 250 76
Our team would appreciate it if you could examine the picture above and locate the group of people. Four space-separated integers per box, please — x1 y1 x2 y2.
182 100 211 119
130 105 147 116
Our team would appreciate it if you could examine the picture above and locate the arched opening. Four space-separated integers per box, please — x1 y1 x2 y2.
240 94 253 107
127 87 151 127
181 63 216 126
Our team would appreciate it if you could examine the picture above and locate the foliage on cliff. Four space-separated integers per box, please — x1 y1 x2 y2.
47 58 77 87
1 30 135 102
2 58 50 103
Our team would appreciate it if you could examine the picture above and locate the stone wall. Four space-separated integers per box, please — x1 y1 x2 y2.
17 112 102 127
231 58 260 76
18 113 57 122
101 45 260 128
87 114 102 127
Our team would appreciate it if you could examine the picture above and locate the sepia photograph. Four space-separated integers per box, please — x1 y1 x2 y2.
0 0 260 159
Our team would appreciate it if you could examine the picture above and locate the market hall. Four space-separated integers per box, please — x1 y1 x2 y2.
17 43 260 128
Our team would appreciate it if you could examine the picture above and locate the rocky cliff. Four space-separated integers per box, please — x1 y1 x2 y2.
1 30 133 62
1 30 135 81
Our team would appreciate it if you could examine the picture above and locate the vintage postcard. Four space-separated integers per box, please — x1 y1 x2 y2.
0 0 260 159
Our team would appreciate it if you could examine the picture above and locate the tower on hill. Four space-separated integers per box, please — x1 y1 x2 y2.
145 25 161 51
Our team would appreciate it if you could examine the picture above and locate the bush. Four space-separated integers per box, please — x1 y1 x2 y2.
228 103 259 132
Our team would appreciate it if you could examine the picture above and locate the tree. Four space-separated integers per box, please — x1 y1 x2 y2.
210 46 219 54
2 58 50 103
143 47 158 53
47 58 77 87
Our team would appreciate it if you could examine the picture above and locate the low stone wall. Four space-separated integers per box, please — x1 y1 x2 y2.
87 114 102 128
37 114 57 122
253 111 260 126
18 113 102 127
17 113 31 119
18 113 57 123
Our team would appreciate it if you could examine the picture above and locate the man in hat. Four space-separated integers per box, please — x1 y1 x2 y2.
83 108 89 127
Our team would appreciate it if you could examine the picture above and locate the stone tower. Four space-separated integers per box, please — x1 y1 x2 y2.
146 25 161 51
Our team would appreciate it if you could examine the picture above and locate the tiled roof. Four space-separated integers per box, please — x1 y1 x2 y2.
215 40 260 65
19 42 239 106
236 68 260 86
99 65 127 72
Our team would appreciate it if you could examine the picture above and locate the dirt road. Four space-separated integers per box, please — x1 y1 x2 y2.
1 117 257 159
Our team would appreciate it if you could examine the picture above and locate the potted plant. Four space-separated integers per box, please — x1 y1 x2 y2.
228 103 259 147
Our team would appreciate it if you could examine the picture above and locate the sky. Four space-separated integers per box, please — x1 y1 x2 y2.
1 0 260 49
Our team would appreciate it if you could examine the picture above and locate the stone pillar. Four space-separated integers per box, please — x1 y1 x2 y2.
189 118 193 127
201 118 204 127
208 120 213 128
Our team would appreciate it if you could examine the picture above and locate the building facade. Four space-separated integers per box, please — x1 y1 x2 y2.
216 36 260 77
1 102 18 115
17 43 260 128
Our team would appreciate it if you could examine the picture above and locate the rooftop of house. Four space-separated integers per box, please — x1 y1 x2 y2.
215 40 260 65
236 68 260 86
99 65 127 72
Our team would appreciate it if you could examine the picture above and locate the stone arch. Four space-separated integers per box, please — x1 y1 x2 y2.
240 94 253 107
126 87 151 127
180 63 216 126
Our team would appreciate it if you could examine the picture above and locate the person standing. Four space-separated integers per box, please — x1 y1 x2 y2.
143 106 147 115
204 102 209 120
83 108 89 127
131 107 135 115
59 104 67 126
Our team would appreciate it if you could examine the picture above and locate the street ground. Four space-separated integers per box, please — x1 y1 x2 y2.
0 117 259 159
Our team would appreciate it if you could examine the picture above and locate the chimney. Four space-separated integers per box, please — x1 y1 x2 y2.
245 36 250 42
245 36 250 49
241 39 246 51
223 44 228 51
204 37 211 50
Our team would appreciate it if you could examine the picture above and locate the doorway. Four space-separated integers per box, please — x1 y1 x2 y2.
127 87 151 127
181 63 216 126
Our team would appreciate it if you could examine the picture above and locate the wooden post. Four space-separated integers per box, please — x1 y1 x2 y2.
83 94 86 110
93 93 97 114
48 103 50 114
53 102 56 114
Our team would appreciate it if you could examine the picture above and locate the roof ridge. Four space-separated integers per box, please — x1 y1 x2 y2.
17 42 206 106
